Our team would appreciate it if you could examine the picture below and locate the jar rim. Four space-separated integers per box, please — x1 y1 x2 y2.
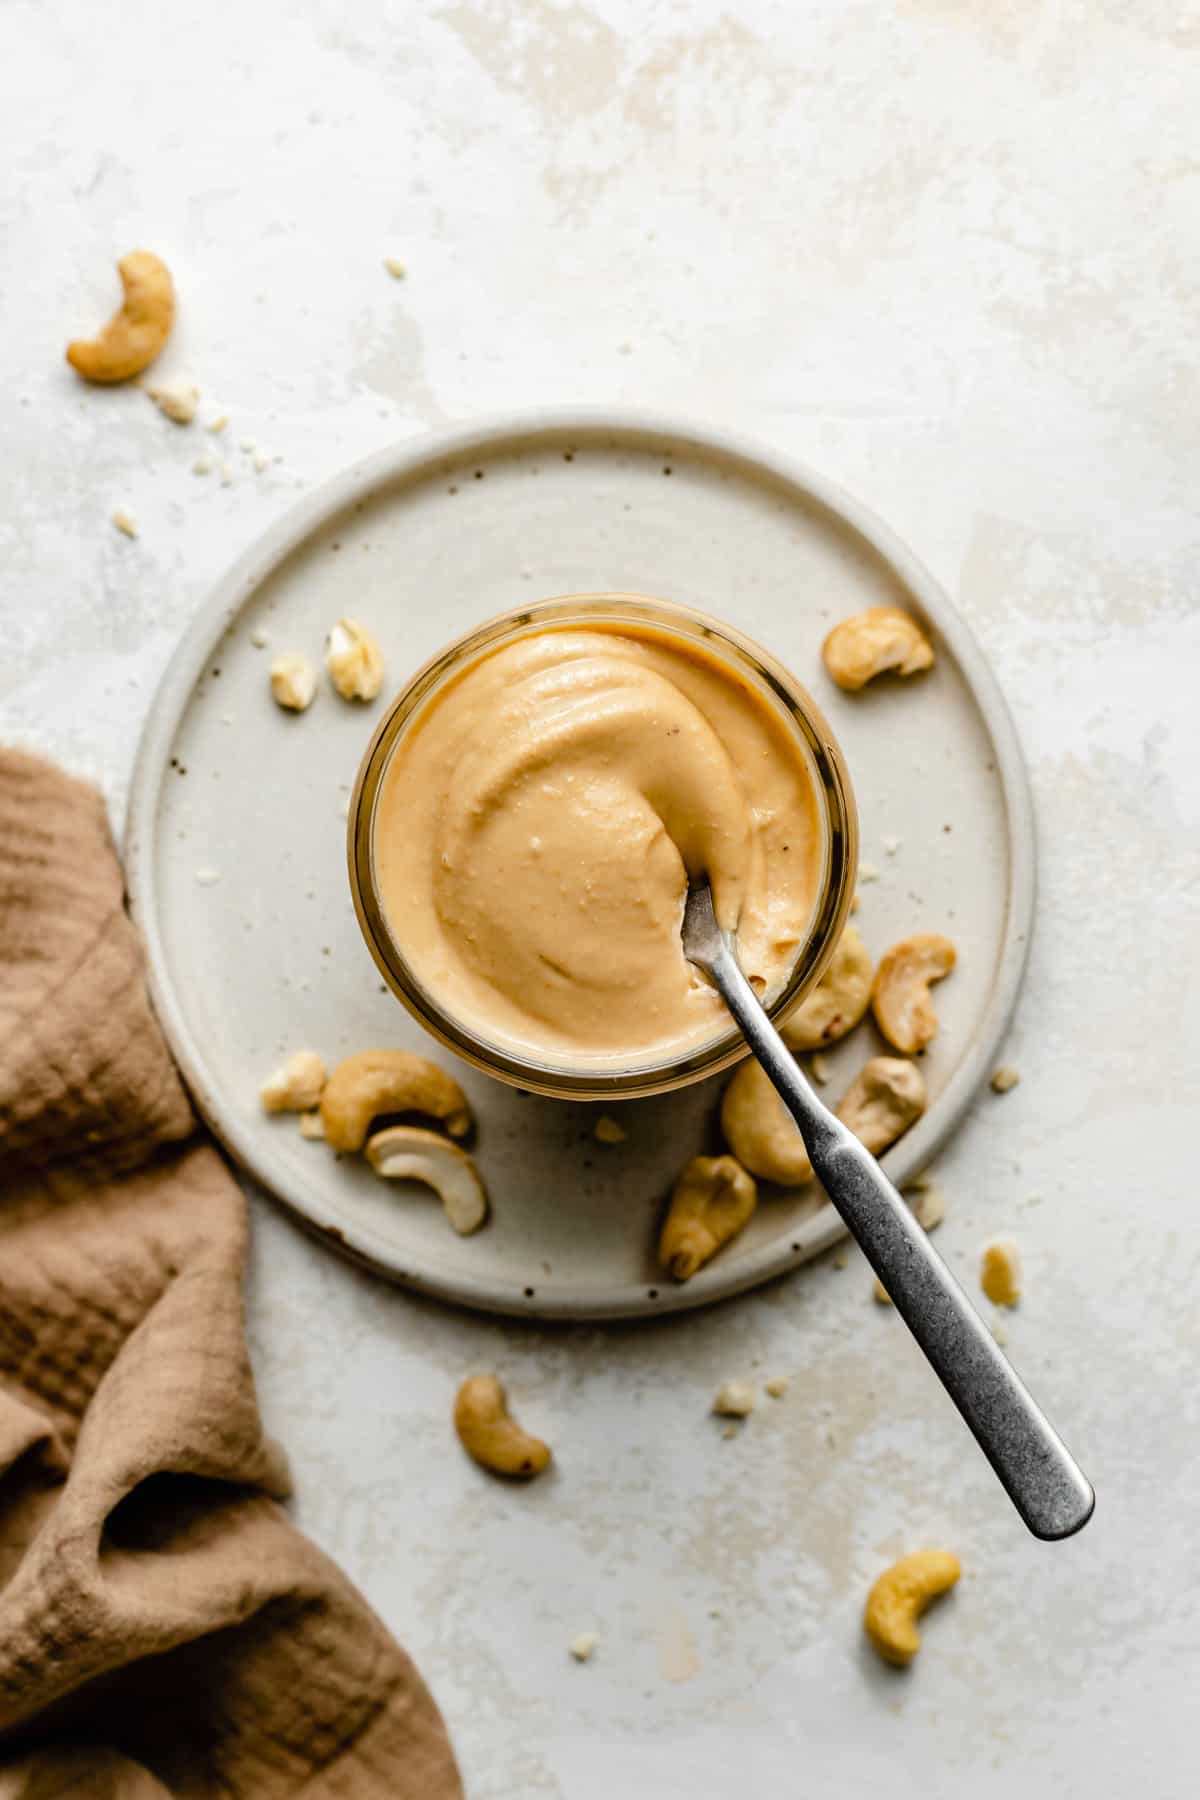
348 593 858 1100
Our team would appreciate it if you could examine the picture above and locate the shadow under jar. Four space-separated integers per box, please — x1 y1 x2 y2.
348 594 858 1100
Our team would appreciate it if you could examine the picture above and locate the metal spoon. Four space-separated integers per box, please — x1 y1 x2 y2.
682 880 1094 1541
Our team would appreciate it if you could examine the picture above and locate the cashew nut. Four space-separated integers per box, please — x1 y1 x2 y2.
658 1154 757 1281
325 618 384 701
864 1550 961 1666
270 652 318 712
781 924 873 1051
822 606 934 692
145 376 199 424
366 1125 488 1235
319 1049 472 1151
712 1379 756 1418
981 1239 1021 1307
453 1374 551 1478
720 1059 813 1187
66 251 175 384
871 934 957 1054
260 1049 327 1114
836 1056 927 1156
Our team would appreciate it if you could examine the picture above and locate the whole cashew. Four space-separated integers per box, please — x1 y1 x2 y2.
836 1056 927 1155
781 924 873 1051
864 1550 961 1666
366 1125 488 1234
453 1374 552 1478
822 606 934 692
659 1154 757 1281
326 618 384 701
320 1049 472 1151
66 251 175 384
872 934 957 1054
260 1049 327 1114
720 1059 814 1186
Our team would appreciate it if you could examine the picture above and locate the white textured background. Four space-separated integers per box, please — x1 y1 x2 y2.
2 2 1198 1795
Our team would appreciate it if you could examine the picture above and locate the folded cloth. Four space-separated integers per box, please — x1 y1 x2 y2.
0 750 462 1798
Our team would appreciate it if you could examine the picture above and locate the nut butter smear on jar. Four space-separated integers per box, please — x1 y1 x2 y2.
373 620 823 1068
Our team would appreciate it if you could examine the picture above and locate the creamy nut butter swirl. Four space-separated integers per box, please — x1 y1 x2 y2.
374 623 822 1067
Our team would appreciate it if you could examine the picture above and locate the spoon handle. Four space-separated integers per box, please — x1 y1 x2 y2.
709 939 1094 1541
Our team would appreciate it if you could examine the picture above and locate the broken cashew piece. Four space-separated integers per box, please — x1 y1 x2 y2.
326 618 384 701
712 1379 756 1418
320 1049 472 1151
366 1125 488 1235
66 251 175 384
822 606 934 692
864 1550 961 1666
270 653 318 712
453 1374 551 1478
659 1154 757 1281
781 924 873 1051
872 934 957 1054
981 1239 1021 1307
720 1058 814 1186
836 1056 927 1156
145 376 199 424
260 1049 327 1114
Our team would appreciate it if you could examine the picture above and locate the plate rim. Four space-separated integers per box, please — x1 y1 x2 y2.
125 405 1036 1320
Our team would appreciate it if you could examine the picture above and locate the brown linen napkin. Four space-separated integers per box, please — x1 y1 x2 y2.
0 749 463 1799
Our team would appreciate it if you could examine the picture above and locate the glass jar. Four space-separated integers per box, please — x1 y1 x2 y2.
348 594 857 1100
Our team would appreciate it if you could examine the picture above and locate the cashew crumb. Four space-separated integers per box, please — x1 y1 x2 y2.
712 1380 756 1418
146 377 200 424
858 862 880 883
384 256 407 279
991 1322 1009 1347
832 1249 849 1270
250 628 270 649
873 1277 892 1305
883 836 900 856
298 1110 325 1140
207 413 229 433
764 1375 789 1398
338 793 350 820
220 462 234 485
720 1421 739 1440
239 437 257 453
568 1632 599 1663
808 1052 831 1085
593 1114 626 1145
111 509 138 538
981 1240 1021 1307
192 456 212 476
990 1064 1021 1094
194 867 221 886
252 450 268 472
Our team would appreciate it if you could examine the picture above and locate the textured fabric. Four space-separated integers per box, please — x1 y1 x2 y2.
0 750 462 1799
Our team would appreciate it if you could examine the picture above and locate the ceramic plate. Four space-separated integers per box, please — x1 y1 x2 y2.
126 410 1034 1319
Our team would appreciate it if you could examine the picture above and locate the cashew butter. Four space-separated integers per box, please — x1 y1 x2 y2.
373 622 824 1068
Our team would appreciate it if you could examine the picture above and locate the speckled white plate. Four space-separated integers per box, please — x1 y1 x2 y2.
126 409 1034 1320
